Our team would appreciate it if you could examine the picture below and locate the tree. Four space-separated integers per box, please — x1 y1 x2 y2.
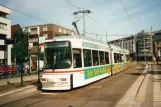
11 28 28 64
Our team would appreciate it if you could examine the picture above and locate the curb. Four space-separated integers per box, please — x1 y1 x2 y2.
0 85 37 97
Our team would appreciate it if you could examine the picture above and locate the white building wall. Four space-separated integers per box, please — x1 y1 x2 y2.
0 6 11 65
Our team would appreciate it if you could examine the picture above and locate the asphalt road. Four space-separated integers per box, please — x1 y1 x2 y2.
0 64 145 107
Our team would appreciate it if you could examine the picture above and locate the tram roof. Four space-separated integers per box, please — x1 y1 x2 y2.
45 35 108 46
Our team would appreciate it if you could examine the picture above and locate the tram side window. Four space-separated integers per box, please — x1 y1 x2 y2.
121 54 124 62
117 53 120 63
105 52 109 64
99 51 105 65
114 53 117 63
92 50 99 66
73 49 82 68
83 49 92 67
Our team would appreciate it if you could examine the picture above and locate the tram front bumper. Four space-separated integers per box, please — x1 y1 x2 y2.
40 74 71 90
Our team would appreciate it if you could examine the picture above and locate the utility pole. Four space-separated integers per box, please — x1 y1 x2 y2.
144 35 146 62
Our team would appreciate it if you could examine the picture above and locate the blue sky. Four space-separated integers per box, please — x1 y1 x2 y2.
0 0 161 42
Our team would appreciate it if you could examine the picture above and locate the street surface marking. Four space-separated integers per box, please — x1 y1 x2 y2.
0 85 35 97
41 92 57 95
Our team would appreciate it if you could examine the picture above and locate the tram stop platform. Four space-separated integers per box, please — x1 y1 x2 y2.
115 62 161 107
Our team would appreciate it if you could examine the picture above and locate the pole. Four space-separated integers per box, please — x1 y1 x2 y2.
144 35 146 61
83 12 85 36
37 36 40 83
29 50 31 74
15 38 17 65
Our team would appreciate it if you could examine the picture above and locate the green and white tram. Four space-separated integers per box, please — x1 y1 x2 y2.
40 35 129 90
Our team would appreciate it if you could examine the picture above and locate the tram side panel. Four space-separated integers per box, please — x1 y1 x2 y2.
72 49 112 88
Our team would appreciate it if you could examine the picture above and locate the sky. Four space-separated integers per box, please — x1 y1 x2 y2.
0 0 161 42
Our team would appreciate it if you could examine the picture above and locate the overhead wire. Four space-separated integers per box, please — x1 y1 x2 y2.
0 4 49 24
119 0 137 32
64 0 109 32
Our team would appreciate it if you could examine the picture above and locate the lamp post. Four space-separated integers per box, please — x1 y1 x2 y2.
151 24 155 58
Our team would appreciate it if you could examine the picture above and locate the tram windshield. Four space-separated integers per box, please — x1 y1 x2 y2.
44 41 72 69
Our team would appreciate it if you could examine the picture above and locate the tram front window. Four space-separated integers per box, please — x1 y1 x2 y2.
44 41 71 69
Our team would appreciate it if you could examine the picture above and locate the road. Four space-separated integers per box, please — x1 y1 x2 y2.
0 64 148 107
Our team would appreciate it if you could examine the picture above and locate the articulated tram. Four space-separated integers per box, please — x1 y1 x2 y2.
40 35 130 90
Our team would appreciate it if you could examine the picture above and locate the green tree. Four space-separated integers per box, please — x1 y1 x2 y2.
11 29 28 64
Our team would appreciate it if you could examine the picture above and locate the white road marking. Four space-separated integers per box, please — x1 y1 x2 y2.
41 92 57 95
0 85 35 97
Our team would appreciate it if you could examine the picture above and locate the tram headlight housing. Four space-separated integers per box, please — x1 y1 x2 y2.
60 78 67 81
41 78 47 82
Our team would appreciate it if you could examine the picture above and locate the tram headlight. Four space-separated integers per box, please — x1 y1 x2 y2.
59 78 67 81
41 78 47 82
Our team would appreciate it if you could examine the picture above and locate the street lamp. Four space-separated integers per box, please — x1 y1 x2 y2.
151 24 155 60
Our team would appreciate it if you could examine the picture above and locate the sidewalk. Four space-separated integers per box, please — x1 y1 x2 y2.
0 74 38 95
115 62 161 107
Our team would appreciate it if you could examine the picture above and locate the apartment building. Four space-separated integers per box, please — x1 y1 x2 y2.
108 35 136 60
153 30 161 57
135 31 153 61
25 24 75 48
0 5 11 65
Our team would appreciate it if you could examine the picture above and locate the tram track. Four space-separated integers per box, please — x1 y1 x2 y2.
1 63 146 107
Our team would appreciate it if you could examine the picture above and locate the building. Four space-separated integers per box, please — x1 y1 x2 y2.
135 31 153 61
0 5 11 65
11 24 21 38
25 24 75 49
108 35 136 60
153 30 161 58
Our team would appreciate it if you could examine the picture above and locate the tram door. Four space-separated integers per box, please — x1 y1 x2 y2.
73 49 82 68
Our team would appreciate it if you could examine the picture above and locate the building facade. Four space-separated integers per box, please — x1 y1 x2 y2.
153 30 161 58
135 31 153 61
0 6 11 65
26 24 75 48
108 36 136 60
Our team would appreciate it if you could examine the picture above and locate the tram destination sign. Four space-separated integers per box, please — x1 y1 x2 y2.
45 42 69 48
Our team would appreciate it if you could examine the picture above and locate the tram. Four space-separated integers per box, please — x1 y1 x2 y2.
40 35 130 90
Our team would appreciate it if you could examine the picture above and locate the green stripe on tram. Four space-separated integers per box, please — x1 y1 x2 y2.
84 65 111 80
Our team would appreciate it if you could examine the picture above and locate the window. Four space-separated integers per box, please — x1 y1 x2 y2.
43 26 47 31
114 53 117 63
0 23 7 30
73 49 82 68
92 50 99 66
83 49 92 67
117 54 120 63
99 51 104 65
30 28 37 31
44 41 71 69
105 52 109 64
43 34 48 39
